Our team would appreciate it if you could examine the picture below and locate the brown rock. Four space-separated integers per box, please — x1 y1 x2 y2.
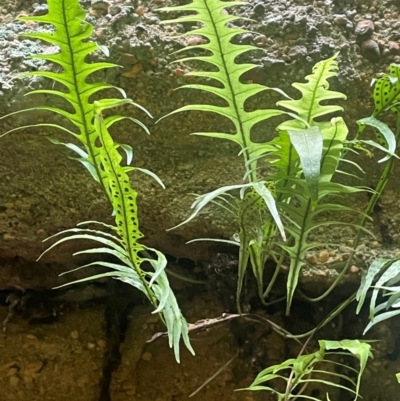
361 39 381 61
354 20 374 38
90 0 110 11
389 41 400 54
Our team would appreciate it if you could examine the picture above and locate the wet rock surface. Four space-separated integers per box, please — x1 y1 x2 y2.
0 0 400 286
1 1 400 400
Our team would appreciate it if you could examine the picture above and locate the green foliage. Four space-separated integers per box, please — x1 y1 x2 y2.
356 257 400 333
245 340 372 401
159 0 288 312
159 0 362 314
261 55 368 313
354 65 400 337
351 63 400 382
0 0 193 362
159 0 287 176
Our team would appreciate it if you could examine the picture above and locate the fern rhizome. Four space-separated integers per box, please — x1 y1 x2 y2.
159 0 369 314
0 0 193 362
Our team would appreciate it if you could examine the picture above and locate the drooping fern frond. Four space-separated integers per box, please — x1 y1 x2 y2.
0 0 193 362
39 103 194 361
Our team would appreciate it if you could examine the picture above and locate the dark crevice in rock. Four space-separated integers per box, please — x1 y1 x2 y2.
98 280 140 401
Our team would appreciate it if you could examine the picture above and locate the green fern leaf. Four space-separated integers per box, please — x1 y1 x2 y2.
372 63 400 116
246 339 372 401
277 53 346 129
0 0 193 362
94 103 194 361
1 0 148 188
287 126 323 208
159 0 286 180
278 177 365 315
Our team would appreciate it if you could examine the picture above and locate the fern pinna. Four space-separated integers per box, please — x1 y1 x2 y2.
0 0 193 361
160 1 361 313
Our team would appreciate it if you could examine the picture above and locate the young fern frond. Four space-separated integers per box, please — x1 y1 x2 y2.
259 55 364 314
245 340 372 401
278 178 366 314
277 53 346 130
0 0 193 362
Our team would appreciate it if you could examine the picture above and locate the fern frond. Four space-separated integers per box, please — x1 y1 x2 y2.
0 0 149 187
246 340 372 401
0 0 193 362
277 53 346 129
159 0 286 181
278 176 365 314
38 223 194 362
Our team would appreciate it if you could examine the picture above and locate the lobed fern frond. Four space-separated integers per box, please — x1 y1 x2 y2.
159 0 291 313
248 55 359 313
277 53 346 130
159 2 362 315
1 0 193 361
159 0 286 181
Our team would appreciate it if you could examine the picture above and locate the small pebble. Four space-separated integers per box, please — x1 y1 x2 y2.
350 265 359 274
108 5 121 15
346 9 357 19
91 0 110 11
70 330 79 340
318 250 330 263
306 254 318 265
333 15 349 26
354 20 374 38
361 39 381 62
389 41 400 54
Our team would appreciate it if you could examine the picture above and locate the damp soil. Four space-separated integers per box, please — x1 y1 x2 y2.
0 273 400 401
0 283 258 401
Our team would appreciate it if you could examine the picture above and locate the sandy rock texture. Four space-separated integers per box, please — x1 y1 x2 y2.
1 0 400 288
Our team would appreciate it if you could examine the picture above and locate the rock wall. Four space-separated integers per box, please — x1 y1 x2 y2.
1 0 400 288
